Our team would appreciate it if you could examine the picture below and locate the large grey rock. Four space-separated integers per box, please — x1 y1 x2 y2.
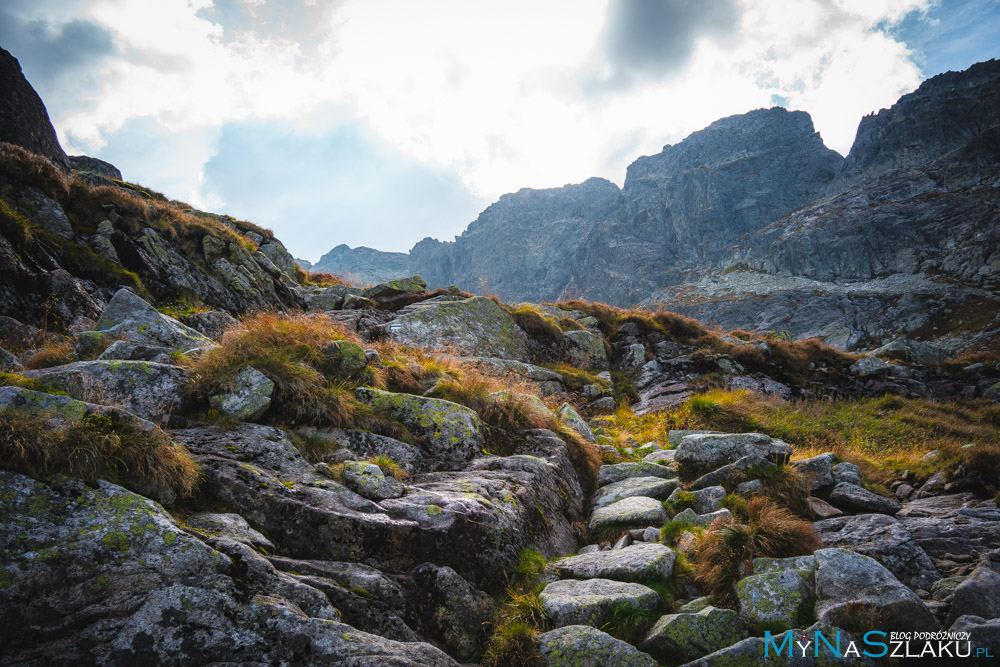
832 462 863 486
675 432 791 472
564 329 609 370
185 512 274 551
793 452 836 492
539 578 661 628
0 47 71 171
737 568 814 627
947 565 1000 625
363 275 427 304
592 476 679 509
174 425 583 591
78 289 212 355
557 402 595 442
689 453 771 491
950 615 1000 652
902 505 1000 560
23 360 188 423
536 625 657 667
590 496 668 534
208 365 274 422
0 346 23 372
342 460 405 501
641 606 747 661
813 548 940 631
355 387 485 462
407 562 495 661
828 482 901 515
813 513 940 590
391 296 529 360
643 448 676 464
680 622 867 666
552 543 678 582
597 462 676 487
179 310 238 340
0 471 457 666
850 356 892 377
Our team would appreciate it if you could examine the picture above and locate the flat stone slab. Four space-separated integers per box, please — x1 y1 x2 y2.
535 625 657 666
598 462 676 487
589 496 669 534
592 476 678 509
539 578 661 628
552 543 678 582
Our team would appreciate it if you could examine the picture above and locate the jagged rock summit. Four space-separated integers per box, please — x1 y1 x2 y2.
315 60 1000 355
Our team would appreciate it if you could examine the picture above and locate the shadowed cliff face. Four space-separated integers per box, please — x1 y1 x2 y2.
316 60 1000 352
0 47 70 172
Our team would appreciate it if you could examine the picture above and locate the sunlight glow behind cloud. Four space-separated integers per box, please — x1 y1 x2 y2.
3 0 976 258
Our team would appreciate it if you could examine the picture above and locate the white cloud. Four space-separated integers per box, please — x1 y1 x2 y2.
43 0 931 245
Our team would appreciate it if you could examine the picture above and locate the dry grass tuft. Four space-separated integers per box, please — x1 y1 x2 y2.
186 312 377 428
694 497 821 607
0 142 69 200
24 340 77 369
0 409 199 500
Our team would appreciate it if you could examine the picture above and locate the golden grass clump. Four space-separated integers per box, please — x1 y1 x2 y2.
187 311 376 427
0 409 199 501
694 497 821 607
23 340 77 369
0 142 69 200
510 305 566 347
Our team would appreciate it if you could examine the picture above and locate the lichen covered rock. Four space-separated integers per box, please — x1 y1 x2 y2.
589 496 668 534
209 365 274 422
737 568 815 627
25 360 189 423
539 578 661 628
355 387 485 462
77 288 211 356
592 476 678 509
552 543 677 582
0 470 457 666
641 606 748 661
391 296 529 360
536 625 658 666
564 329 609 370
343 460 405 501
597 461 676 487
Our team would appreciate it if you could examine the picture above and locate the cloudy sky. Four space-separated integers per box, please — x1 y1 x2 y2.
2 0 997 261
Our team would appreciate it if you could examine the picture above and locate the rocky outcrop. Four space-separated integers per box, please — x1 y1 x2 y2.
312 60 1000 355
0 48 69 172
0 471 458 666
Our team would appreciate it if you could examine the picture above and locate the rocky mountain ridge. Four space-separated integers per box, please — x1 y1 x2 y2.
1 42 999 665
317 60 1000 354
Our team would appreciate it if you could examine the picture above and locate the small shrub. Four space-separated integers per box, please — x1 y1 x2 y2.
666 490 695 514
694 497 820 607
0 409 199 499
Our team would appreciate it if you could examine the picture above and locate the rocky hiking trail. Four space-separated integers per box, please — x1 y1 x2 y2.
1 279 999 666
517 428 1000 665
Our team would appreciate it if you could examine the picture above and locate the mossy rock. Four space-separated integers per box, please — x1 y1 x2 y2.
642 606 748 661
392 296 529 360
736 568 815 628
536 625 657 666
356 387 485 462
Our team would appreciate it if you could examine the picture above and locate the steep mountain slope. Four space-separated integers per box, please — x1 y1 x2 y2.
646 60 1000 352
316 60 1000 352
